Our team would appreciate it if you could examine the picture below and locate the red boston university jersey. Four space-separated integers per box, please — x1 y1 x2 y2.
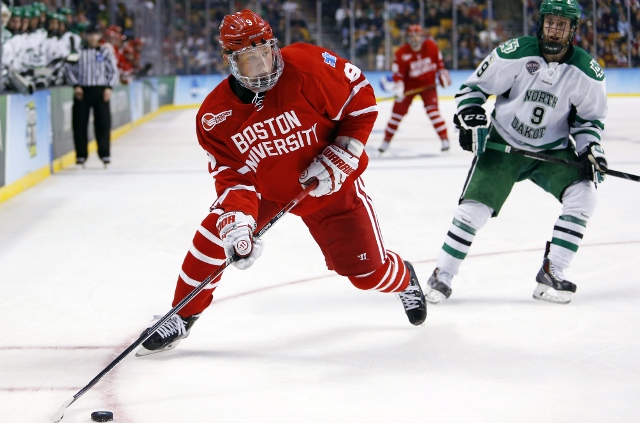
196 43 377 219
392 39 445 90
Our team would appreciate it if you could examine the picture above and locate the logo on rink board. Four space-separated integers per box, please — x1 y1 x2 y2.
202 110 232 131
25 101 37 157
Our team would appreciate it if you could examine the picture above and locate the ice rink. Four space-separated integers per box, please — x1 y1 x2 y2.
1 96 639 423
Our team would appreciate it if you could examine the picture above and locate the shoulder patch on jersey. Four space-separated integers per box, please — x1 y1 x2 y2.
499 38 519 54
495 36 540 60
526 61 540 75
202 110 232 131
322 51 336 67
401 53 413 61
566 47 605 81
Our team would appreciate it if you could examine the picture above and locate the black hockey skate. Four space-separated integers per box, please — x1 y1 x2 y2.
397 261 427 325
533 258 577 304
136 314 200 357
425 268 453 304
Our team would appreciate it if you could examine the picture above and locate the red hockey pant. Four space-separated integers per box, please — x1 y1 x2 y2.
172 179 410 317
384 88 448 143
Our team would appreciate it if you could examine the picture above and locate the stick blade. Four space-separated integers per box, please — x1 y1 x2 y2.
51 397 74 422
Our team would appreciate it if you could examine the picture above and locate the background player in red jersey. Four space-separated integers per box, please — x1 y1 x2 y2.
379 24 452 154
137 10 427 356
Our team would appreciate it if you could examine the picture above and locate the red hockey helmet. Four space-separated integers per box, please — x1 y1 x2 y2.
106 24 122 34
219 9 274 53
406 24 424 51
407 24 423 35
219 9 284 92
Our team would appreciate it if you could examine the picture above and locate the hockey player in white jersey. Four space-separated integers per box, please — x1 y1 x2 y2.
426 0 607 305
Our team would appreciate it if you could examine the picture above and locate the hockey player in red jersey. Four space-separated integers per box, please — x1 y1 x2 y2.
379 24 452 154
137 10 427 356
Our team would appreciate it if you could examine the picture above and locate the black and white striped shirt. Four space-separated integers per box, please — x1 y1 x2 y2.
64 43 119 88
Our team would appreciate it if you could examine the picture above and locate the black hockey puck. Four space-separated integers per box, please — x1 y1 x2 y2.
91 411 113 422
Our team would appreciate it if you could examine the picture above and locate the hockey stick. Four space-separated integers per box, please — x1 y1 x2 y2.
376 84 436 102
51 181 318 422
486 141 640 183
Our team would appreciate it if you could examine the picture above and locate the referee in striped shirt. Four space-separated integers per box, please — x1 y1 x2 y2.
64 23 119 166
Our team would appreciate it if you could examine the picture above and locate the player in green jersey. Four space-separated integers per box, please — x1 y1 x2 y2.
426 0 608 305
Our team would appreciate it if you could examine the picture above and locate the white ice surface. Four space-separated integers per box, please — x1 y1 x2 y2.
1 98 639 423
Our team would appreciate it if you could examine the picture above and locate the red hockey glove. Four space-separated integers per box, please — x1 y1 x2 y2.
299 144 359 197
393 80 405 102
216 211 264 270
438 69 451 88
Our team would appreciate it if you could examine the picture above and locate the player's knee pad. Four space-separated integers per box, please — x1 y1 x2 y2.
561 180 597 220
455 200 493 231
348 251 409 293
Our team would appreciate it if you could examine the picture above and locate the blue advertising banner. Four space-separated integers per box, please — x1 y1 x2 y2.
129 80 144 122
4 91 52 185
143 77 159 114
173 75 225 105
0 95 6 188
157 76 175 106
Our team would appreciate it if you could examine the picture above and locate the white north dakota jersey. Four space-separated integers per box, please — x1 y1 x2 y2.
456 36 607 154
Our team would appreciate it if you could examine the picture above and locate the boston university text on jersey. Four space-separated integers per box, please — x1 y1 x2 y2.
230 110 319 172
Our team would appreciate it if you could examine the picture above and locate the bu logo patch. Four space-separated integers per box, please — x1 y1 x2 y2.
322 52 336 67
526 61 540 75
202 110 232 131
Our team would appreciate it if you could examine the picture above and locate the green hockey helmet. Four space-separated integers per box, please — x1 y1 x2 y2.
11 6 23 18
537 0 581 55
23 7 35 19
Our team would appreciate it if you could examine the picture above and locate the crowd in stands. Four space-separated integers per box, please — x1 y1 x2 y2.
0 0 146 94
162 0 311 75
328 0 507 71
330 0 638 71
0 0 637 92
526 0 640 68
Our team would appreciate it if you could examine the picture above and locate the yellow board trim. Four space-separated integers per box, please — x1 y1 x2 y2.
0 165 51 203
0 103 200 204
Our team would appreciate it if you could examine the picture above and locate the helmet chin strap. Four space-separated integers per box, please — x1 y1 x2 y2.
540 37 570 55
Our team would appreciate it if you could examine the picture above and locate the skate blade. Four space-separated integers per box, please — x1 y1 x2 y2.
135 339 181 357
425 288 447 304
532 283 572 304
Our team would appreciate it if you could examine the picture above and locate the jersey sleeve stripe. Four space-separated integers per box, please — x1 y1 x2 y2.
237 165 251 174
458 97 485 107
458 84 489 97
348 105 378 117
571 129 601 140
574 114 604 130
215 185 257 206
210 166 230 178
331 78 371 121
